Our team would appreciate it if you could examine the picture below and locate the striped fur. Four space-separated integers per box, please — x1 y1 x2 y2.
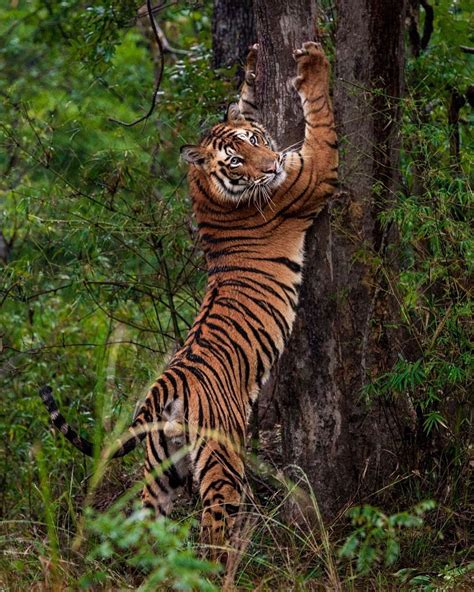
39 43 338 559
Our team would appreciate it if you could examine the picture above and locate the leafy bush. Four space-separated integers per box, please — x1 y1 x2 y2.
339 501 436 574
83 505 219 591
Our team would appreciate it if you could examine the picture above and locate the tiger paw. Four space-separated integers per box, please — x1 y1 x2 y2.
292 41 329 96
244 43 258 86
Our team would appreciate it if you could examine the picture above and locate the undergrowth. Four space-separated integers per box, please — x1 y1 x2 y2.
1 451 472 591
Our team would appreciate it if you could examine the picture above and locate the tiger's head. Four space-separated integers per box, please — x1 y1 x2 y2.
180 104 286 206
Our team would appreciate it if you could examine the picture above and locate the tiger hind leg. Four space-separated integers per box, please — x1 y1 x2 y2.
195 441 244 561
142 428 189 517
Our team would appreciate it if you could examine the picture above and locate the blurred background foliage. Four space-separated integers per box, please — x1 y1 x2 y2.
1 0 229 515
1 3 231 586
0 0 472 590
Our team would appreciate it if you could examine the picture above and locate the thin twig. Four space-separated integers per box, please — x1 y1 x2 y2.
108 0 165 127
136 1 177 20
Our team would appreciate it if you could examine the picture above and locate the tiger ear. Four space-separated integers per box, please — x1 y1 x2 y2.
225 102 245 122
180 144 207 165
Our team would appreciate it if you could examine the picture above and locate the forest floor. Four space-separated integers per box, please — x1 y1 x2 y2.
1 426 472 591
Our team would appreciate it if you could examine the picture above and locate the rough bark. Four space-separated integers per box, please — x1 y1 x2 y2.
253 0 412 518
251 0 317 441
0 231 10 264
253 1 317 148
448 88 466 171
212 0 255 81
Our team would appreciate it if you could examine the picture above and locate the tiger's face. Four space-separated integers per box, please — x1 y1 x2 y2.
180 104 286 207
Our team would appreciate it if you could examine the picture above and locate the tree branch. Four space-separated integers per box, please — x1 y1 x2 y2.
108 0 165 127
420 0 434 50
448 87 466 171
407 0 434 56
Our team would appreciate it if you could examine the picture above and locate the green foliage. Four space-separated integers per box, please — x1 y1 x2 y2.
339 501 436 574
396 561 474 591
1 3 228 587
1 0 227 520
364 0 472 479
357 4 472 584
83 505 219 591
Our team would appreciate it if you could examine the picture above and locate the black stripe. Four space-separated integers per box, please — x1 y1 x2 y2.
207 322 251 388
185 349 244 432
251 256 302 273
305 102 328 116
305 120 333 129
302 95 324 105
216 297 278 363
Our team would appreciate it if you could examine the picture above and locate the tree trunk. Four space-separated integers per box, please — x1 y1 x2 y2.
253 0 412 518
250 0 318 447
212 0 255 81
253 1 317 147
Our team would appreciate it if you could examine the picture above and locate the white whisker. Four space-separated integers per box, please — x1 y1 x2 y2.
282 139 304 153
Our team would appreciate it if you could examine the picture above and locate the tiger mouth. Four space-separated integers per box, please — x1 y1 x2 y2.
262 168 286 188
254 170 283 186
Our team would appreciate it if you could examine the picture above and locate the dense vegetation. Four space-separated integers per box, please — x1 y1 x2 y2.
1 1 472 590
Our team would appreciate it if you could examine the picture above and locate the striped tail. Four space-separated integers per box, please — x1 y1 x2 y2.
39 385 146 458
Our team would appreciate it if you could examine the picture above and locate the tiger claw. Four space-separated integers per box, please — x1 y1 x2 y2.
292 41 329 93
293 41 324 60
303 41 322 52
292 75 303 91
245 44 258 84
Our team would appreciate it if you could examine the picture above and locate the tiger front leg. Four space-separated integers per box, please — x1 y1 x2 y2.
293 42 338 184
238 44 260 123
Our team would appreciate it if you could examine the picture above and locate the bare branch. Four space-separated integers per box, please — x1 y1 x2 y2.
407 0 434 56
109 0 165 127
420 0 434 50
155 22 191 56
448 88 466 171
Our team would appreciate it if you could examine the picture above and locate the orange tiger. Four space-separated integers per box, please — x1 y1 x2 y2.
40 42 338 558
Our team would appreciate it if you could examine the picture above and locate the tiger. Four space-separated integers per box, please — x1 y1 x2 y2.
39 41 338 558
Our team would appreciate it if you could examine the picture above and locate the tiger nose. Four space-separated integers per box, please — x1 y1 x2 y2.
263 162 278 174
